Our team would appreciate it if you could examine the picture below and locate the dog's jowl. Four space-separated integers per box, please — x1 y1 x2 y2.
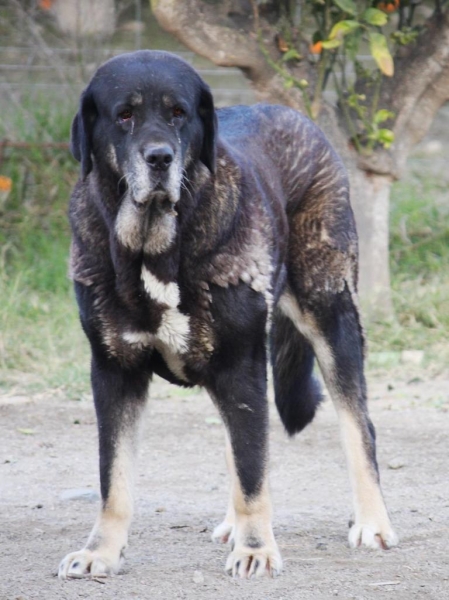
59 50 398 580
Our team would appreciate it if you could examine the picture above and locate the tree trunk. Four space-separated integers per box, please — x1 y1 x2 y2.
348 169 393 321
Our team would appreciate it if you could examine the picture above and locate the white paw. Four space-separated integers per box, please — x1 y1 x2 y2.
225 544 282 579
58 549 122 579
211 520 234 544
348 523 399 550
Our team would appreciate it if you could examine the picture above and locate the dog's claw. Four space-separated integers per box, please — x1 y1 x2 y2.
225 545 282 579
211 520 234 545
58 549 120 580
348 523 399 550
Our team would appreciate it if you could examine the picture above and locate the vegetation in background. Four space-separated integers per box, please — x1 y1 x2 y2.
0 97 448 397
0 98 88 397
256 0 406 152
368 173 449 370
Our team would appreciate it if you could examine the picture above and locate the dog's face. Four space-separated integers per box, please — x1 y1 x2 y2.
71 51 217 212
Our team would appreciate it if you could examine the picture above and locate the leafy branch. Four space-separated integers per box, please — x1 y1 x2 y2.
253 0 435 154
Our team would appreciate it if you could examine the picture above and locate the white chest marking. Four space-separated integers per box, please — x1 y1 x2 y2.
141 267 180 308
122 268 191 380
140 266 190 353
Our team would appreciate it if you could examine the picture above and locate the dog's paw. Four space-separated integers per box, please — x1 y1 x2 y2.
348 523 399 550
225 544 282 579
58 549 122 580
211 520 234 545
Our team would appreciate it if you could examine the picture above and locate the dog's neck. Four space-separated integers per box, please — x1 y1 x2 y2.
88 154 241 290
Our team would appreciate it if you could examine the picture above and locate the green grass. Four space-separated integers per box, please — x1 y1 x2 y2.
0 98 89 397
0 273 89 397
0 99 448 395
367 173 449 372
390 176 449 278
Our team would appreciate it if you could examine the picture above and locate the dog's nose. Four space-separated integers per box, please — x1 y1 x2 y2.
143 144 174 172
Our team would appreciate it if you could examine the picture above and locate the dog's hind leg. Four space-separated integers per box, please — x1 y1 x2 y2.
279 287 398 549
58 353 149 579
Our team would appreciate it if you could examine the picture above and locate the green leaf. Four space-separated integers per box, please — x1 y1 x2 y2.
329 20 360 41
281 48 301 62
321 39 342 49
374 109 395 124
378 128 395 148
362 8 388 26
333 0 357 15
284 78 294 89
369 32 394 76
345 29 362 60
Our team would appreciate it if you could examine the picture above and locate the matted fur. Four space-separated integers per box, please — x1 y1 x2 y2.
59 51 397 581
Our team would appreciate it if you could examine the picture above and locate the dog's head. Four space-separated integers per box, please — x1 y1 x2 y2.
71 51 217 211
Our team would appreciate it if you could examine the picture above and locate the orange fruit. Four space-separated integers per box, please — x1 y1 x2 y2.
378 0 399 13
0 175 12 192
309 41 323 55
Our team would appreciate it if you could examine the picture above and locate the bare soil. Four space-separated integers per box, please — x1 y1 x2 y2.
1 374 448 600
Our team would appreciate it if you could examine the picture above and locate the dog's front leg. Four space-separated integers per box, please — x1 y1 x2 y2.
209 359 282 579
211 430 235 544
59 354 149 579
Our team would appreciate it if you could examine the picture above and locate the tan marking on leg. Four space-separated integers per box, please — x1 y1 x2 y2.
59 404 146 579
279 290 398 549
278 291 334 371
222 431 282 578
338 409 399 549
212 431 236 544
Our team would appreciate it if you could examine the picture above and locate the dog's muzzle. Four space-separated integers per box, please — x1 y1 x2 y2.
126 143 181 210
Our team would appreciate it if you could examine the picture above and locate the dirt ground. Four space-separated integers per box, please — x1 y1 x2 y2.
1 372 448 600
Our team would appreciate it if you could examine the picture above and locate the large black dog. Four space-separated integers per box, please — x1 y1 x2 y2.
59 50 397 580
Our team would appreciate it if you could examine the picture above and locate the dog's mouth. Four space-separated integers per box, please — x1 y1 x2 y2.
123 155 182 214
131 186 177 216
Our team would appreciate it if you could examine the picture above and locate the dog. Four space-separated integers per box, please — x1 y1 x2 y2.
58 50 398 580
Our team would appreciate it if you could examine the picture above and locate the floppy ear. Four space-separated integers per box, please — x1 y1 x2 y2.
198 84 217 174
70 90 97 180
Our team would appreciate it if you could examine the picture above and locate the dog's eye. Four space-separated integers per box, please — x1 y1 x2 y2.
118 109 133 122
172 107 185 119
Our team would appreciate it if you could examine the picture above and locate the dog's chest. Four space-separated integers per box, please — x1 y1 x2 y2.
119 264 212 382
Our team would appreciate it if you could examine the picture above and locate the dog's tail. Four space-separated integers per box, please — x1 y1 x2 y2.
270 309 323 436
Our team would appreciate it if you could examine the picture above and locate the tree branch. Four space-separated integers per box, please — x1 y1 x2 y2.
393 63 449 175
357 8 449 177
389 10 449 150
151 0 268 82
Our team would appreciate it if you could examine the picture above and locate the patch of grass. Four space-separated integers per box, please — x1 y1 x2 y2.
0 272 89 398
367 173 449 373
389 176 449 278
0 98 89 396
